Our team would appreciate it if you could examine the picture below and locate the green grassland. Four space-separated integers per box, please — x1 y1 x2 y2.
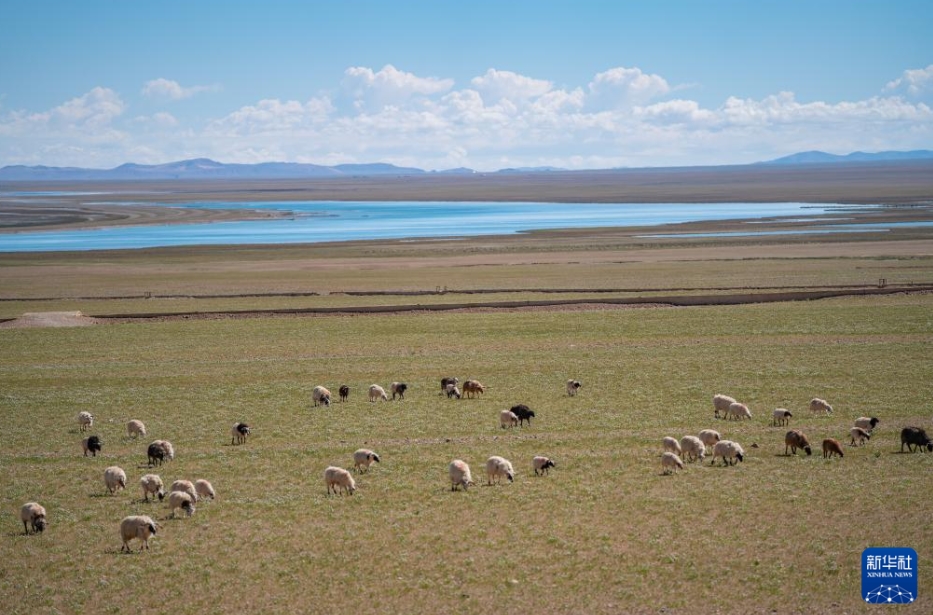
2 293 932 613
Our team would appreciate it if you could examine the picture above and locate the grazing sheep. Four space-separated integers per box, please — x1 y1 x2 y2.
353 449 381 473
711 440 745 466
499 409 519 429
312 385 332 407
126 419 146 439
771 408 793 427
120 515 158 552
339 385 349 402
662 436 682 456
566 379 582 396
850 427 871 446
104 466 127 495
390 382 408 400
854 416 880 431
713 394 737 419
449 459 474 491
726 402 752 421
440 377 459 394
368 384 388 402
698 429 721 453
900 426 933 452
809 398 833 414
167 490 196 518
485 456 515 485
140 474 165 502
170 479 198 502
784 430 813 456
194 479 215 501
445 383 462 399
231 422 250 445
533 456 555 476
661 452 685 475
822 438 844 458
82 435 102 457
147 440 174 466
324 466 357 495
510 404 535 426
77 411 94 431
679 436 706 462
462 380 485 399
20 502 47 535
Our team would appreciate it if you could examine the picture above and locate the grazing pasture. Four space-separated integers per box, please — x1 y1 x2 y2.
1 293 932 613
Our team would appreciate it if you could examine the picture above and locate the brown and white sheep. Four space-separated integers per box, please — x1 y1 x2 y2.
312 386 332 407
850 427 871 446
20 502 47 534
566 379 582 396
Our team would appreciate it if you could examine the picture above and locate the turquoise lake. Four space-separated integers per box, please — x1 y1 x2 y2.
0 200 878 252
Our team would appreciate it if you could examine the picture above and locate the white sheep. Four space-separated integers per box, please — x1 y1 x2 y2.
662 436 682 456
854 416 880 431
104 466 127 495
140 474 165 502
120 515 158 552
566 379 582 396
77 411 94 431
712 394 736 419
195 479 215 501
499 409 519 429
698 429 721 453
368 384 388 402
312 385 332 407
771 408 793 427
661 452 685 475
850 427 872 446
126 419 146 439
353 449 381 473
445 383 461 399
485 455 515 485
170 479 198 502
167 490 196 518
231 422 250 445
532 456 556 476
679 436 706 462
20 502 47 534
449 459 474 491
726 402 752 420
711 440 745 466
324 466 357 495
809 398 833 414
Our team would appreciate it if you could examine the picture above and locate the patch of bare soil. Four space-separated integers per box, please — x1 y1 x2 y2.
0 311 101 328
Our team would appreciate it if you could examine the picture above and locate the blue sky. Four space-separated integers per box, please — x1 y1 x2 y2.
1 0 931 170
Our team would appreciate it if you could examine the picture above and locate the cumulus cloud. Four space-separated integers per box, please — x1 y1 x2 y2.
885 64 933 98
341 64 454 110
587 67 671 109
470 68 553 102
142 78 218 100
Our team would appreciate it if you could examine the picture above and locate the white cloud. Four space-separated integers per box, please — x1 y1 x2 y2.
885 64 933 98
341 64 453 110
587 67 671 109
470 68 552 101
142 78 218 100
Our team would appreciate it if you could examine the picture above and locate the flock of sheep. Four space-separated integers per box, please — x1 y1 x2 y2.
18 376 933 551
658 393 933 475
20 411 219 553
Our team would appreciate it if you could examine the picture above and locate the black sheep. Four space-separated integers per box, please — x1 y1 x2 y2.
900 426 933 452
83 435 102 457
339 385 350 402
510 404 536 427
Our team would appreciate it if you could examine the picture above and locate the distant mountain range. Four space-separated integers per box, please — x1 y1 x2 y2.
1 150 931 181
762 149 933 165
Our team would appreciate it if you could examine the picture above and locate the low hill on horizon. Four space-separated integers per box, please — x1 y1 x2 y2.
2 150 932 181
